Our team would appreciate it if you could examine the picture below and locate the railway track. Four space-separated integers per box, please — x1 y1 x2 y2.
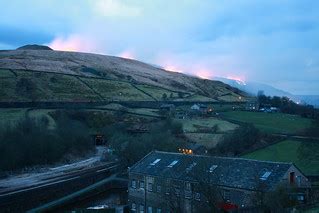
0 162 121 212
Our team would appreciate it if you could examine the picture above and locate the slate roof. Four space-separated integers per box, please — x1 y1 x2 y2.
129 151 294 191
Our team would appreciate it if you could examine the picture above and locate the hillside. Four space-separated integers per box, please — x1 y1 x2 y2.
0 46 247 102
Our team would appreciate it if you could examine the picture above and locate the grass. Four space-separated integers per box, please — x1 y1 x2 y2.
222 111 312 134
184 133 223 148
0 70 100 101
183 94 217 102
81 78 152 101
0 108 56 129
102 103 160 117
179 117 238 133
135 84 180 100
27 109 56 129
242 140 319 175
0 108 27 125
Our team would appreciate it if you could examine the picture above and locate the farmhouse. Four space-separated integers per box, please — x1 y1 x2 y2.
190 104 210 116
245 100 260 111
128 151 311 212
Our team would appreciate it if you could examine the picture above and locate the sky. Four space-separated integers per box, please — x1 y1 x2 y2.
0 0 318 95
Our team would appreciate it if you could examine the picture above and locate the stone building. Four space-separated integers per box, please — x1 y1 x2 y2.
128 151 311 212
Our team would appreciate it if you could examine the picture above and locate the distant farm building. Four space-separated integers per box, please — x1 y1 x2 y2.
245 100 260 111
190 104 210 116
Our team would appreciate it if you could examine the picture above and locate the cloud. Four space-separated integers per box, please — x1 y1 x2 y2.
118 49 135 59
47 34 97 52
93 0 141 17
0 0 319 94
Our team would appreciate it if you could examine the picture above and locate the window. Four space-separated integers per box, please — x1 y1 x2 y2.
150 159 161 166
185 182 191 191
167 160 179 168
165 187 170 195
174 187 180 196
223 190 230 201
131 203 136 211
209 165 218 173
260 171 272 181
297 176 302 187
297 194 305 201
140 204 144 213
290 172 295 184
132 180 137 189
140 181 145 189
186 162 197 173
147 206 152 213
157 185 161 193
148 183 153 192
194 192 201 201
156 208 162 213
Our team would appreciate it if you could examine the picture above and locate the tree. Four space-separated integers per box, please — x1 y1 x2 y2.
217 123 261 156
162 93 168 100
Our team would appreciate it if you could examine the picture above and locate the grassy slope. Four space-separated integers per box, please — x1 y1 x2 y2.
222 111 312 134
242 140 319 175
0 68 242 102
0 108 27 125
184 133 223 148
179 118 237 148
180 118 237 132
0 69 100 101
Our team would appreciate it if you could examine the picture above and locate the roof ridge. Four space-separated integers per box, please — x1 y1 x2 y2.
153 151 293 165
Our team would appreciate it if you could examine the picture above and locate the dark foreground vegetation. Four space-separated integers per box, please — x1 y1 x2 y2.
103 118 185 167
0 115 94 172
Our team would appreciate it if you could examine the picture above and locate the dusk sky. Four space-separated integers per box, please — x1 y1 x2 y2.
1 0 318 95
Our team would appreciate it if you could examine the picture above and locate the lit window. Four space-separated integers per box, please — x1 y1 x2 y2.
156 208 162 213
260 171 272 180
150 159 161 166
167 160 179 168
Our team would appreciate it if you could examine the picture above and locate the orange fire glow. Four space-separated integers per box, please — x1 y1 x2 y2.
119 50 135 60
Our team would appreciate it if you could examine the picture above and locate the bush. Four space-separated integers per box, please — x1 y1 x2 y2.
105 119 185 166
0 116 94 172
217 123 261 156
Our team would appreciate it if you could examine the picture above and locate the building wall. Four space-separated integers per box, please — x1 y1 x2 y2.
128 166 311 212
282 165 311 188
128 172 258 212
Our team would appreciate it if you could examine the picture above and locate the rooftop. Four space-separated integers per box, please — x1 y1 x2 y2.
129 151 294 191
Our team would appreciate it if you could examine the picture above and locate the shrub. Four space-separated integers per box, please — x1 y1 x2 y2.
0 116 94 172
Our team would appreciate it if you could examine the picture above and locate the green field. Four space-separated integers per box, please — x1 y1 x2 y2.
0 70 100 101
102 103 160 117
82 78 152 101
179 117 238 133
0 108 27 125
222 111 312 134
184 133 223 148
242 140 319 175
